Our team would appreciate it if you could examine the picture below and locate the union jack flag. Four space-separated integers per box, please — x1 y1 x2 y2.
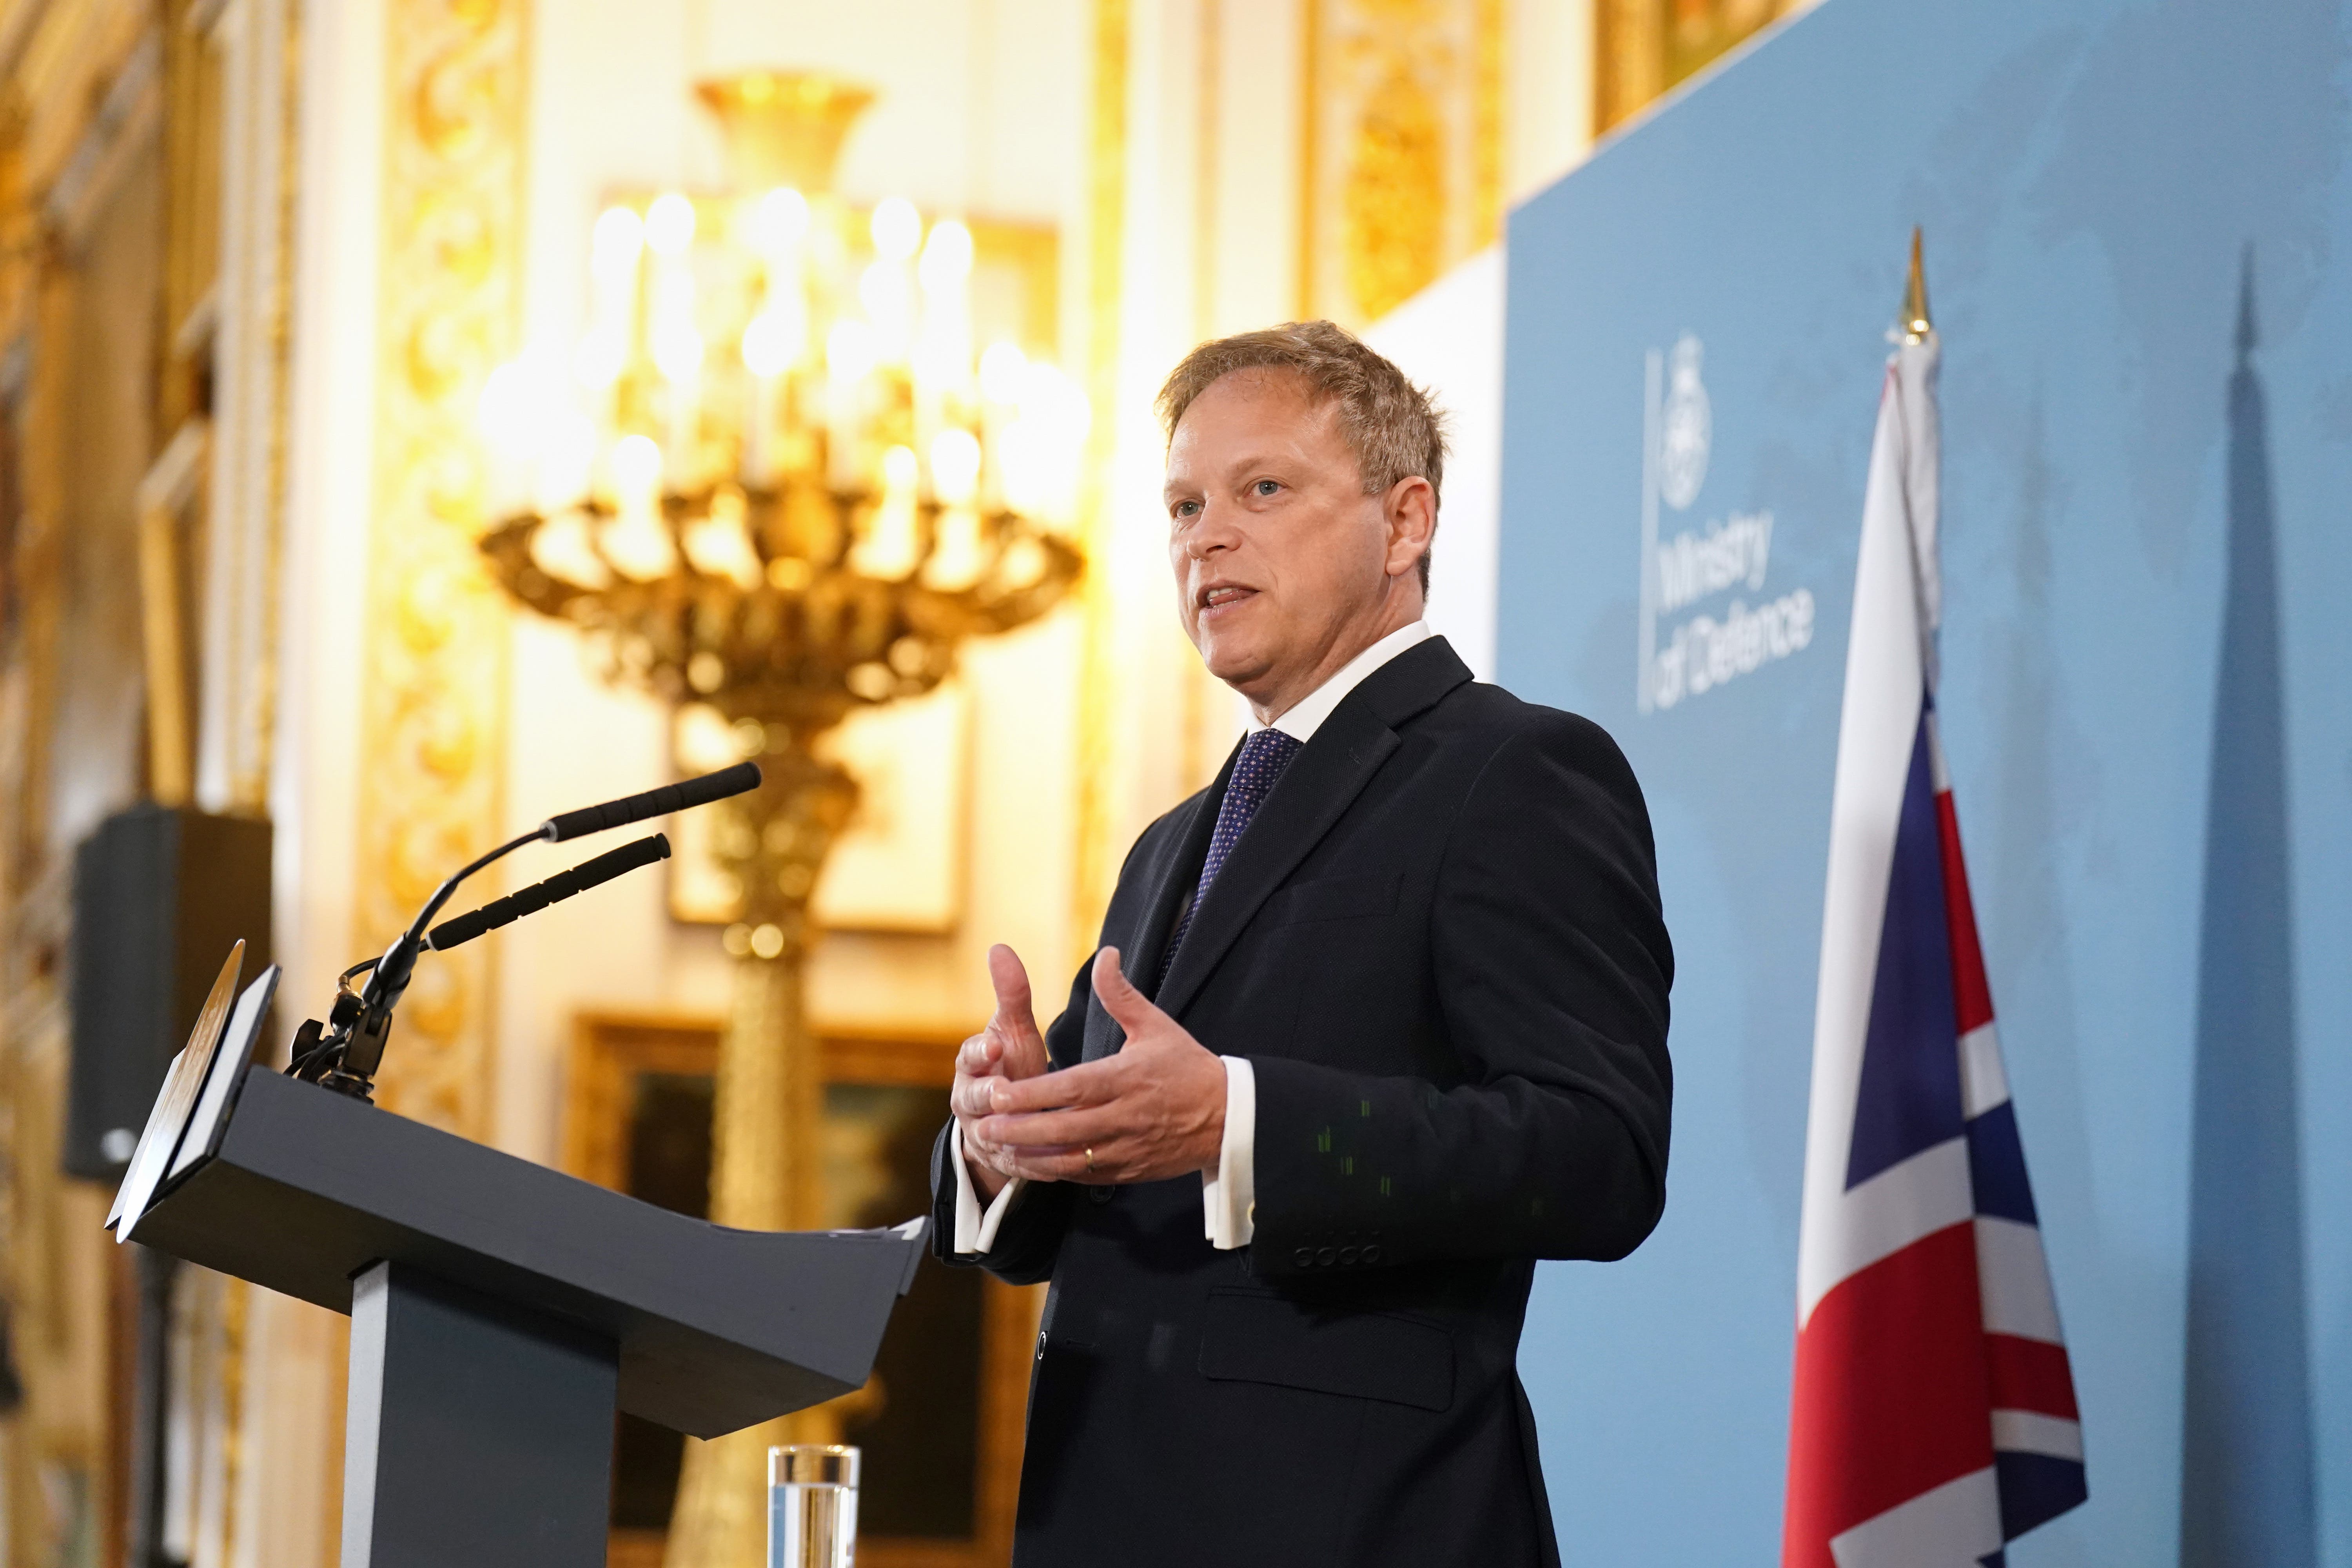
1783 254 2087 1567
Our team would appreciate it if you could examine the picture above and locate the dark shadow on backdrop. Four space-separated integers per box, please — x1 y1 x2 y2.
2177 252 2316 1568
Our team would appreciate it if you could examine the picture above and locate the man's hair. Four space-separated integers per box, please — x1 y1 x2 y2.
1155 320 1448 593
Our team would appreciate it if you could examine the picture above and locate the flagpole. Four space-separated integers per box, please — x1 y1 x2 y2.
1903 225 1932 342
1894 229 1942 690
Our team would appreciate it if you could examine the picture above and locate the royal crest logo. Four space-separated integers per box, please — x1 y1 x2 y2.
1636 334 1815 715
1658 335 1711 512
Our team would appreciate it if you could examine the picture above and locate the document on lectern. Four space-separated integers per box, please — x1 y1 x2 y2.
170 964 278 1183
106 943 277 1239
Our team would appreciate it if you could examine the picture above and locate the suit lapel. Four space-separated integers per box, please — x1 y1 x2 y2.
1153 637 1473 1023
1082 742 1234 1062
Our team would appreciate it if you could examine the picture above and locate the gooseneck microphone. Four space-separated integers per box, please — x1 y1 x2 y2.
291 763 760 1099
540 760 761 843
426 834 670 953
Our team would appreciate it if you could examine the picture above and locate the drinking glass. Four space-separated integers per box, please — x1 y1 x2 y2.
768 1443 860 1568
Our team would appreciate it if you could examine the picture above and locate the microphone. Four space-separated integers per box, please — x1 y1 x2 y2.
303 763 761 1098
427 834 670 952
359 763 761 1020
540 760 761 843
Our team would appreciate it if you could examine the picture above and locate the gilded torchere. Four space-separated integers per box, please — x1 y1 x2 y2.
476 70 1086 1568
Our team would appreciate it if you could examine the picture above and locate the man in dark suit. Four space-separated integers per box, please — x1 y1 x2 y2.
931 320 1673 1566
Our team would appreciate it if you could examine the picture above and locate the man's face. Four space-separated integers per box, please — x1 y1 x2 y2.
1163 370 1423 715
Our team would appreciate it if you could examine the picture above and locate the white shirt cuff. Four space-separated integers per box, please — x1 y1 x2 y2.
1202 1055 1256 1249
949 1122 1025 1255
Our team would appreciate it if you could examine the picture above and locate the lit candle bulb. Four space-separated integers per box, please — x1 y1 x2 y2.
740 313 791 487
922 428 985 590
601 433 676 580
537 408 599 516
644 191 696 255
650 281 702 484
750 186 811 259
850 444 921 579
477 358 535 519
916 222 975 377
929 426 981 507
913 219 974 485
645 193 702 486
578 205 643 416
682 488 764 589
826 319 877 492
740 185 812 488
864 197 921 366
977 341 1026 512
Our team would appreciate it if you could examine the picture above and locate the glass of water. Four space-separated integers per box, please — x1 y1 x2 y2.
769 1443 860 1568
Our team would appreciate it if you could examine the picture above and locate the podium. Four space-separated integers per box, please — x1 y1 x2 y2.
115 961 926 1568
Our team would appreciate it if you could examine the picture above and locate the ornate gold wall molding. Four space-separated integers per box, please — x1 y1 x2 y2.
0 12 182 1561
1070 0 1129 961
356 0 529 1136
1594 0 1795 136
1192 0 1219 341
194 0 301 819
1299 0 1504 327
1472 0 1501 242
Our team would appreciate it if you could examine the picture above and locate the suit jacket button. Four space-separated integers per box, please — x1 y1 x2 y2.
1089 1185 1114 1205
1294 1248 1317 1270
1315 1247 1339 1268
1338 1246 1359 1266
1360 1244 1383 1265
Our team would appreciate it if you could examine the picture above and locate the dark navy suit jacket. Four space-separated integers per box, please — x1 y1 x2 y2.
929 636 1675 1567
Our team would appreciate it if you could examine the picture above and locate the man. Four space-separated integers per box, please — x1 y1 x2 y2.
930 321 1673 1565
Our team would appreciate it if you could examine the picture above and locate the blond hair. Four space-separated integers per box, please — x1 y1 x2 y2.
1155 320 1448 592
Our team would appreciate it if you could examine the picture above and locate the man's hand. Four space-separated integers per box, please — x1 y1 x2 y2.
973 946 1227 1185
951 945 1054 1198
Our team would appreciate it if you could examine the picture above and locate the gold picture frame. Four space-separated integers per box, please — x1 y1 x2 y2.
667 679 972 934
567 1011 1040 1568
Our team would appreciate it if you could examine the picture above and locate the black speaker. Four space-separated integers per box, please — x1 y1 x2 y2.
65 804 272 1180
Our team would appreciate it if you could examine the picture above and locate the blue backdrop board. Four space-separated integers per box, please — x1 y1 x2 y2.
1499 1 2352 1563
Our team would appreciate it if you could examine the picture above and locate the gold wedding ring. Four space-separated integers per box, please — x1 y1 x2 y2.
1084 1147 1095 1172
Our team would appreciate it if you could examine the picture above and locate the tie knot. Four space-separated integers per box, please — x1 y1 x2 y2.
1229 728 1303 808
1240 725 1303 766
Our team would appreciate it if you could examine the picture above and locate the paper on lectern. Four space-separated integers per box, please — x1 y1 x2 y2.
169 965 279 1186
107 941 244 1236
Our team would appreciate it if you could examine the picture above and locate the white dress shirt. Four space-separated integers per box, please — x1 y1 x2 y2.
953 620 1435 1257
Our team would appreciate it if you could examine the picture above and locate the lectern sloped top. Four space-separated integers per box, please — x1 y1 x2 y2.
127 1051 926 1439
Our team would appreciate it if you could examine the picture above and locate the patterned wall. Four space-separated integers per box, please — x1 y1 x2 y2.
1299 0 1504 327
353 0 530 1136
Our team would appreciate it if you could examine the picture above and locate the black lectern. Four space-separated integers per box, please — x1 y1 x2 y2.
115 960 925 1568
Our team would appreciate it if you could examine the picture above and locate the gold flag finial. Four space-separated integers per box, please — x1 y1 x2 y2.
1902 227 1933 342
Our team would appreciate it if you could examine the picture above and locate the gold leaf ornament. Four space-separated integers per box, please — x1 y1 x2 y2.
395 563 462 652
404 305 490 400
413 42 502 160
1342 64 1444 321
416 699 479 780
420 442 486 523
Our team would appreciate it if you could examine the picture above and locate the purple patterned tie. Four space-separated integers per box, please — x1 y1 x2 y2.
1158 727 1304 985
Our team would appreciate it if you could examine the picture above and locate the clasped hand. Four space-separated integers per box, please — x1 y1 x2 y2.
953 944 1227 1195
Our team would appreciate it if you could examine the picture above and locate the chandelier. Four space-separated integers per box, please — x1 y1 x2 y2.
471 71 1087 1568
475 87 1086 738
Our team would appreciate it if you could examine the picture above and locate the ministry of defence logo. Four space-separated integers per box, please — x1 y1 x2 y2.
1658 336 1711 512
1636 334 1815 715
